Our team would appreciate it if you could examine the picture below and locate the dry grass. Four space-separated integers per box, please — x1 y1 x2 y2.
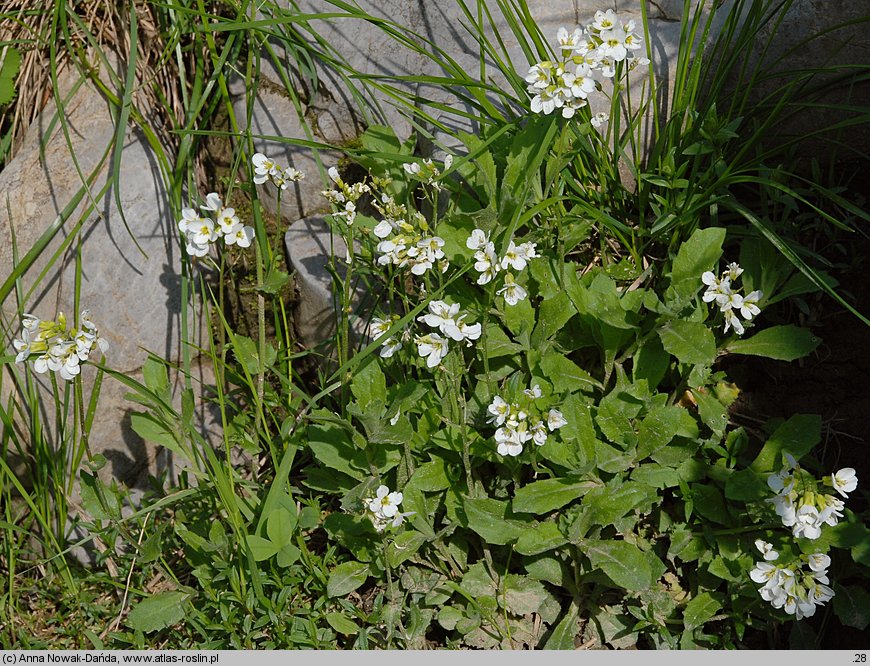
0 0 183 162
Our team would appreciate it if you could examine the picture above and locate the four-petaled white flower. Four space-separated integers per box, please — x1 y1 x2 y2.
497 273 528 306
754 539 779 561
830 468 857 498
363 484 413 532
415 333 449 368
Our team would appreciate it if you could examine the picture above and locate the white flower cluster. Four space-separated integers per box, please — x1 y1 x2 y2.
750 542 834 620
487 386 567 457
413 300 482 369
766 453 857 540
373 192 447 277
466 229 537 306
322 166 371 226
701 262 763 336
178 192 255 257
251 153 304 191
12 310 108 381
364 484 414 532
525 13 647 119
403 155 453 191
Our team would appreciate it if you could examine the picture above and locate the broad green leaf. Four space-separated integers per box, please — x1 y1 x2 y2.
79 472 110 521
582 482 657 527
276 543 301 568
514 521 568 556
595 389 644 447
631 463 680 489
405 459 454 492
462 497 530 545
327 561 370 598
266 507 297 546
668 228 726 298
724 325 821 361
532 292 576 345
307 419 367 480
682 592 721 632
325 612 360 636
350 355 387 411
387 531 428 568
539 351 601 393
437 605 465 631
689 484 731 525
503 574 555 617
245 535 278 561
512 478 594 514
633 334 670 388
542 604 579 650
833 584 870 630
484 323 524 359
258 268 290 295
724 468 768 501
129 412 183 456
233 335 276 375
126 591 188 633
585 540 662 591
142 356 170 398
636 405 686 458
750 414 821 473
658 320 717 367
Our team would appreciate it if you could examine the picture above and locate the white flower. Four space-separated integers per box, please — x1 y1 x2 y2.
591 112 609 128
416 333 448 368
224 225 255 248
524 384 542 399
487 396 510 427
497 273 527 306
495 427 525 457
368 485 403 518
474 243 501 285
201 192 222 212
373 219 396 239
591 9 617 32
723 309 744 335
793 505 824 540
750 561 779 585
419 300 460 332
216 207 240 235
767 467 795 496
725 262 744 281
442 316 482 345
740 290 763 320
466 229 489 251
531 420 548 446
547 408 567 431
807 553 830 573
501 241 527 271
754 539 779 561
830 468 858 498
189 217 218 246
701 271 731 303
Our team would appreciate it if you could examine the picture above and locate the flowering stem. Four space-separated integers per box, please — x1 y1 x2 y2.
254 241 266 439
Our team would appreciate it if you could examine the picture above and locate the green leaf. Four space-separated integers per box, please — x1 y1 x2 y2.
514 521 568 556
233 335 276 374
266 507 297 546
513 478 594 514
351 355 387 411
462 497 530 545
405 459 454 492
689 484 731 525
543 605 579 650
532 292 576 344
276 543 301 568
539 351 601 393
327 561 370 598
126 591 188 633
325 612 360 636
307 418 367 481
484 323 524 359
668 227 726 299
129 412 183 456
79 472 110 521
503 574 555 617
258 268 290 295
636 405 686 458
245 535 279 561
750 414 821 473
682 592 721 632
833 584 870 630
0 47 20 106
724 468 768 501
582 482 658 527
658 320 717 367
585 540 663 592
724 325 821 361
142 356 170 398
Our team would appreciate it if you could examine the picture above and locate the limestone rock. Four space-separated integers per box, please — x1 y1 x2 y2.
0 62 217 491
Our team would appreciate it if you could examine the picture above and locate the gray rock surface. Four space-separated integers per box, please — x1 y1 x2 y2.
0 62 218 491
